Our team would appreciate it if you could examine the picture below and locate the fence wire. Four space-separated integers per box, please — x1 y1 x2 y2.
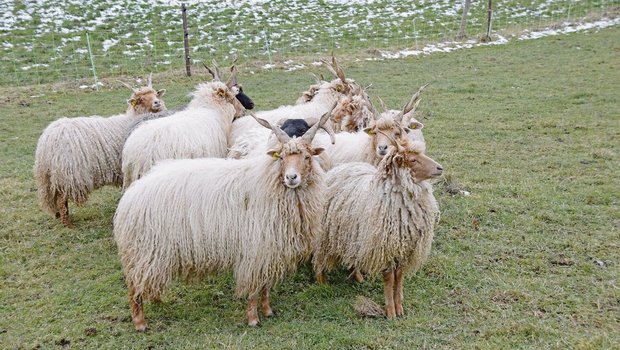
0 0 617 87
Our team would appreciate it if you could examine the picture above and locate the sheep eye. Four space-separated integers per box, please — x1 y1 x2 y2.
395 132 401 138
305 155 310 160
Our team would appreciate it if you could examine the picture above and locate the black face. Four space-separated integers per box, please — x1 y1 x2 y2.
235 86 254 110
281 119 310 138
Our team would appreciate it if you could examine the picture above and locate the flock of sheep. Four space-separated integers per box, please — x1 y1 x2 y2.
34 56 444 331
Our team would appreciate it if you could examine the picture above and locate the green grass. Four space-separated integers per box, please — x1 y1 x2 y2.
1 27 619 349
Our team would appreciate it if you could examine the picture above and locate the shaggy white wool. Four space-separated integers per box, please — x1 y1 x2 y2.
121 81 241 188
114 139 325 301
313 145 439 278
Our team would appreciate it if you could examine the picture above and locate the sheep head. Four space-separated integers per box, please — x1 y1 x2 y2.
250 111 330 189
363 116 408 158
204 61 254 113
121 75 167 116
380 138 443 182
332 92 376 132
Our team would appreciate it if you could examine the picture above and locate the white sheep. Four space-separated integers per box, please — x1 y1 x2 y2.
34 78 166 228
121 66 251 188
113 111 330 330
237 85 428 173
227 56 363 158
311 84 429 168
313 137 444 319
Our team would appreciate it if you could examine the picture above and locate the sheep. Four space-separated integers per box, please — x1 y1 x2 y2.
330 88 377 132
312 137 444 319
228 55 363 156
311 84 429 168
238 85 427 174
34 77 167 228
113 111 330 330
121 65 253 188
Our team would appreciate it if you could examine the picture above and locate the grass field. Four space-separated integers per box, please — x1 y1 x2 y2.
1 26 619 349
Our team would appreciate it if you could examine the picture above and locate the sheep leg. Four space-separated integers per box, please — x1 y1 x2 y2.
394 267 404 317
315 269 327 285
383 270 396 320
260 287 274 317
55 195 74 229
246 294 260 327
349 267 364 283
128 284 147 331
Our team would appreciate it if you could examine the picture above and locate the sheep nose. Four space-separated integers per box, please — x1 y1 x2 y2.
437 166 443 171
286 173 297 180
153 101 160 106
378 145 388 151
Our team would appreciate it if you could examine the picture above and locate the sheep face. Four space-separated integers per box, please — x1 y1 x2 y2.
397 141 443 182
267 140 324 189
364 117 407 158
128 87 166 115
231 84 254 110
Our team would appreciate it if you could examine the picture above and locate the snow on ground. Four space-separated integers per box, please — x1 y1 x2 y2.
0 0 617 82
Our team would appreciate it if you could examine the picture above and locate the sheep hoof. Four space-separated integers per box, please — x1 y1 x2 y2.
396 306 404 317
351 270 364 283
248 319 260 327
134 322 148 332
263 309 275 317
63 222 76 229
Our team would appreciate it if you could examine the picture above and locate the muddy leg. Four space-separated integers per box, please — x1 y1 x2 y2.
55 195 74 228
383 270 396 320
247 294 260 327
129 284 147 331
260 287 274 317
315 270 327 285
394 267 404 317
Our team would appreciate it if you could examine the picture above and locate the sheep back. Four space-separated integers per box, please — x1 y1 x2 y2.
122 107 232 187
34 113 134 213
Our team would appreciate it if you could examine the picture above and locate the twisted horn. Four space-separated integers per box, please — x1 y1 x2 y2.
227 65 238 87
395 83 429 123
212 59 223 82
332 54 346 83
305 116 336 145
118 80 137 92
302 102 335 143
147 73 153 88
203 63 219 81
320 57 339 78
248 112 290 144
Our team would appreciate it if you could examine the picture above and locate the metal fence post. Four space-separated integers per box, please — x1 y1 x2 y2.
182 3 191 77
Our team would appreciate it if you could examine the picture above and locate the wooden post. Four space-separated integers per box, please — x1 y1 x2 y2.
485 0 493 42
181 3 191 77
457 0 472 39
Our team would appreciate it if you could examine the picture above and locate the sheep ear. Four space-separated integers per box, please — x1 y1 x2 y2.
128 98 137 107
267 149 280 159
312 147 325 156
216 88 226 97
157 89 166 97
363 127 374 135
408 121 424 130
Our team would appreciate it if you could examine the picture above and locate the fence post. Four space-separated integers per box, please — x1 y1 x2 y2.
485 0 493 41
86 32 99 91
182 3 191 77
